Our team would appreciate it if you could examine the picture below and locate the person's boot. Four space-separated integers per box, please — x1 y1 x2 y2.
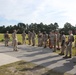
59 52 64 55
63 55 68 58
32 44 34 46
53 50 56 52
68 54 72 58
57 47 60 50
44 45 46 48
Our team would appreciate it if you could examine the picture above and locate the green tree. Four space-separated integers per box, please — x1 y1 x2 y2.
64 22 74 34
54 22 59 29
17 23 26 33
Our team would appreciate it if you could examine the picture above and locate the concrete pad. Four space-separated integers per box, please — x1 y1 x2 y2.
0 44 76 75
0 53 20 66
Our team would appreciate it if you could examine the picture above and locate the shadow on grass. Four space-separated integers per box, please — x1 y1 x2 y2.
19 65 43 71
18 61 44 72
29 57 75 75
18 61 29 65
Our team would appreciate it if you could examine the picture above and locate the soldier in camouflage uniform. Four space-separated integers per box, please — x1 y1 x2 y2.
31 30 36 46
43 31 48 48
4 31 10 46
49 30 55 49
38 31 43 47
59 31 66 55
63 30 73 58
56 30 60 50
21 31 26 44
53 30 57 52
12 30 18 51
28 31 32 45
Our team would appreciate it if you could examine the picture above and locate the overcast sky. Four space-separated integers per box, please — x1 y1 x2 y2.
0 0 76 28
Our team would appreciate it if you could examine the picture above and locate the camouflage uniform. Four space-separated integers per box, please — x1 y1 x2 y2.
56 31 60 50
12 30 18 51
59 31 65 55
49 31 55 48
21 31 26 44
53 31 57 52
43 31 48 48
63 30 73 58
4 31 10 46
28 31 32 45
38 31 43 47
31 31 36 46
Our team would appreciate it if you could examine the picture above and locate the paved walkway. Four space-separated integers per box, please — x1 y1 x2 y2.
0 44 76 75
0 53 20 66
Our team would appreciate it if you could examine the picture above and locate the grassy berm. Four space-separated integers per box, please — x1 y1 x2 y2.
0 60 73 75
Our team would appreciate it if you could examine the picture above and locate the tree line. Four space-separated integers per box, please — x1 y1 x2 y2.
0 22 76 34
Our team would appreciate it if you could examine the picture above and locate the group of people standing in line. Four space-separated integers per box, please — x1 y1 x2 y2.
4 29 76 59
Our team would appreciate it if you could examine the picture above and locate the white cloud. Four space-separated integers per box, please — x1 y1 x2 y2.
0 0 76 27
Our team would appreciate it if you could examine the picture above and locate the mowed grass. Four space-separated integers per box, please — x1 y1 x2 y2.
0 33 76 56
0 60 71 75
17 34 38 45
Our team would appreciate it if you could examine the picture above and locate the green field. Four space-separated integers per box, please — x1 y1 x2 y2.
0 34 29 44
0 33 76 56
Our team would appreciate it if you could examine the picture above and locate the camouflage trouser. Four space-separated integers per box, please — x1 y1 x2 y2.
38 38 40 46
13 39 17 51
22 38 26 44
54 41 56 51
32 38 35 45
51 40 54 47
43 40 47 47
28 38 31 45
61 45 65 53
66 43 72 56
5 38 9 46
38 38 43 46
57 40 60 48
